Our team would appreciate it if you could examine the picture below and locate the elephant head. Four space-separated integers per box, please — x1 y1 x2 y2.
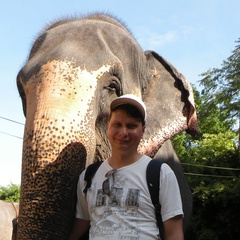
16 13 198 239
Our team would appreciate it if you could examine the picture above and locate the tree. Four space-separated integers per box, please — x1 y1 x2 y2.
0 183 20 202
172 38 240 239
173 92 239 239
200 38 240 122
200 38 240 151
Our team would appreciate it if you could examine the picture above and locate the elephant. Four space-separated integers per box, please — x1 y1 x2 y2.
0 200 19 240
16 13 199 239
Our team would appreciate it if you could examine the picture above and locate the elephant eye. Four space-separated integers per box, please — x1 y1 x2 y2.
104 78 122 97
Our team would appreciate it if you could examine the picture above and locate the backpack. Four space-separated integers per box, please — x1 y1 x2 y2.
82 159 164 240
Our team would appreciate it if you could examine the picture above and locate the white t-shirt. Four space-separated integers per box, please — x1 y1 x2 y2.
76 155 183 240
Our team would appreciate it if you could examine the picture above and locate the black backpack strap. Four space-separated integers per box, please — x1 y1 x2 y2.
83 161 103 194
146 159 164 240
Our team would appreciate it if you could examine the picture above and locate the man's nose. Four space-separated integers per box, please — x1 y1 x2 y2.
120 127 128 136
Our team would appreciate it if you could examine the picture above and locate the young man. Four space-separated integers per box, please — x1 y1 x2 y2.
69 94 184 240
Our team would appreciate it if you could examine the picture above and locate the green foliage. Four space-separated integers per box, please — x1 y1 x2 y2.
185 176 240 240
0 183 20 202
200 38 240 128
172 38 240 240
192 132 237 163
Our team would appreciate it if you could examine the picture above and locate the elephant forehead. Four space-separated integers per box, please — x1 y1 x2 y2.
24 60 111 120
26 60 111 100
29 59 111 85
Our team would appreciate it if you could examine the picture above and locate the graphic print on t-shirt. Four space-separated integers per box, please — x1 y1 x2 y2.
126 188 140 207
92 176 141 239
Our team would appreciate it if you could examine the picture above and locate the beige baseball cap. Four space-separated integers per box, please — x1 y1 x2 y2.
110 94 146 121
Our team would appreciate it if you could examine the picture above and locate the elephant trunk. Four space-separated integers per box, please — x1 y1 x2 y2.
17 60 98 238
18 116 90 239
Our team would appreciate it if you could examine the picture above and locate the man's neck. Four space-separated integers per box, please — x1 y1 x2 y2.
108 151 143 169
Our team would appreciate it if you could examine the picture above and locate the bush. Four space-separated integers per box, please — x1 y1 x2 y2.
0 183 20 202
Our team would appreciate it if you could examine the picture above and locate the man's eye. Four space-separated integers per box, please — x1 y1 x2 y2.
128 124 137 129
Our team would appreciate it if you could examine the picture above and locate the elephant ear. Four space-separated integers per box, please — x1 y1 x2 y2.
139 51 199 157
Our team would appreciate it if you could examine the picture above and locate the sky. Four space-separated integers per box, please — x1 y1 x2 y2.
1 0 239 187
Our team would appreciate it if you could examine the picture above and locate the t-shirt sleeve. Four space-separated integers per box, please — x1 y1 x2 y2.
159 163 183 222
75 170 90 220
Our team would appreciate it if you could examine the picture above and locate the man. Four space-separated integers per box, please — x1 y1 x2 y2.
69 94 184 240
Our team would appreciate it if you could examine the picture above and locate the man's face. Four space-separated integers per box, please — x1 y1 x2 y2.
107 109 145 153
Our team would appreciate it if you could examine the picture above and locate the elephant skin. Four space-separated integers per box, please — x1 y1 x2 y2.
16 13 199 239
154 139 192 230
0 201 19 240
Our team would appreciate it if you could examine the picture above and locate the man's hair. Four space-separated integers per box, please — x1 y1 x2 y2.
109 104 146 126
